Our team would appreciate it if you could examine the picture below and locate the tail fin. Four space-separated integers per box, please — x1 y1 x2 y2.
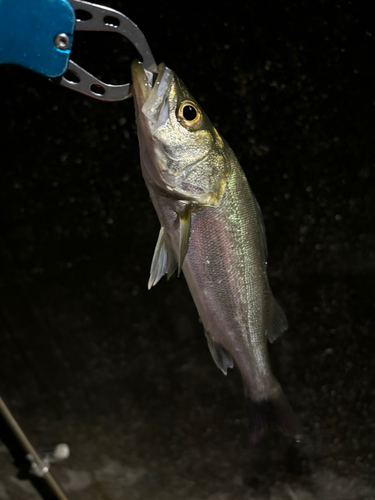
246 387 301 444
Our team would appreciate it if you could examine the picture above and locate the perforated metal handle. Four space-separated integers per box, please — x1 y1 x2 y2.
58 0 157 101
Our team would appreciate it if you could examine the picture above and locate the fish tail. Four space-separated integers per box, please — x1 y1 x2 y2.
246 383 301 444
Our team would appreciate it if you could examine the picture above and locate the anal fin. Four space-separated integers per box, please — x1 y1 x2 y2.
205 330 234 375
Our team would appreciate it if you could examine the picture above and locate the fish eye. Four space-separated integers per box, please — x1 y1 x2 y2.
177 100 203 129
183 105 197 121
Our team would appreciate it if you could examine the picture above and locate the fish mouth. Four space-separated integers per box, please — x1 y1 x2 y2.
131 61 173 127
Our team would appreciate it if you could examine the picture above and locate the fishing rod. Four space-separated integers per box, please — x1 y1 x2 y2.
0 396 70 500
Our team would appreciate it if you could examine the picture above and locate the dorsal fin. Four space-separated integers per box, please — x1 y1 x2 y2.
266 295 288 343
205 330 234 375
254 195 268 263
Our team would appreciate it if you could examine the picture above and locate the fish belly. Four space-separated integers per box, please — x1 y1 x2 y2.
182 165 275 399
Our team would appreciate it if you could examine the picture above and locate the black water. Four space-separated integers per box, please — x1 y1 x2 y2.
1 1 374 499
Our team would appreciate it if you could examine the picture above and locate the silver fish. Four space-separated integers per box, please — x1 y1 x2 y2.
131 61 300 443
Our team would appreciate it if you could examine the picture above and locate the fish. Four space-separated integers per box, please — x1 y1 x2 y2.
131 60 301 443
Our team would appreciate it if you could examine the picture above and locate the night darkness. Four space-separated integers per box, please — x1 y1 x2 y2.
1 1 374 499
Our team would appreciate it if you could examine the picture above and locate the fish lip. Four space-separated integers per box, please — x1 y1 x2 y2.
131 60 155 108
131 61 173 127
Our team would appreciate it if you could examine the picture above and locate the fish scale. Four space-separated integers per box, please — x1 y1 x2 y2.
182 157 269 380
131 60 301 443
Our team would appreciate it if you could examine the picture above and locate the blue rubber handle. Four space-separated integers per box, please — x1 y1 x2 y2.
0 0 75 78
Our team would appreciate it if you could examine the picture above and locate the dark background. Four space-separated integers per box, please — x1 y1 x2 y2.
1 1 374 498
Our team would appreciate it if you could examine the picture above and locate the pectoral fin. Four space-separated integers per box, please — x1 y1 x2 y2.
178 204 192 276
205 330 234 375
266 295 288 343
148 227 168 289
148 227 177 289
167 253 177 280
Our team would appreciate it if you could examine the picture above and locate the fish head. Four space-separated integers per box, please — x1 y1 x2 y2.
131 61 229 204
